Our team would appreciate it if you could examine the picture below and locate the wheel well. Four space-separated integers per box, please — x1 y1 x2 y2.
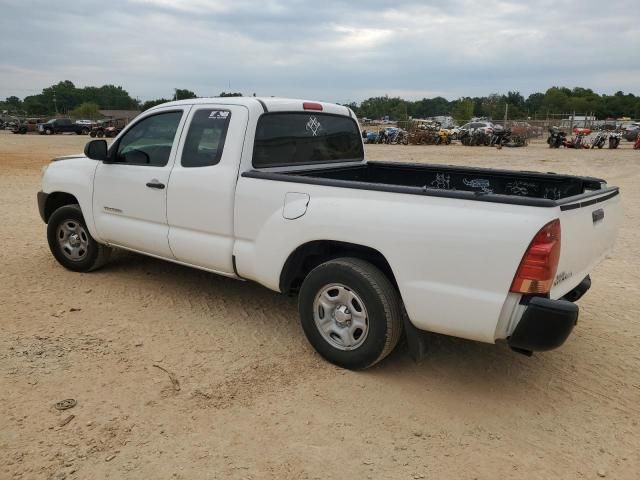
279 240 398 294
44 192 79 222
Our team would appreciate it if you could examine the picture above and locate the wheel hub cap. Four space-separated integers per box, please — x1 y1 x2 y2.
69 234 81 247
57 220 89 261
333 305 352 326
313 284 369 351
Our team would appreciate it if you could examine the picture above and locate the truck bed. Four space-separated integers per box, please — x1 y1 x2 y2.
243 161 615 208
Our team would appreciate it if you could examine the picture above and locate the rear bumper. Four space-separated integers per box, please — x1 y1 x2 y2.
508 297 578 352
37 191 48 223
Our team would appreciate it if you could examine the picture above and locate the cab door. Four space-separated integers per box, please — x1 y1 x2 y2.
92 107 190 258
167 104 249 274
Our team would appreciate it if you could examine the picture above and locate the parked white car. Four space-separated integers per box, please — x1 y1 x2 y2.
460 121 494 135
38 97 621 368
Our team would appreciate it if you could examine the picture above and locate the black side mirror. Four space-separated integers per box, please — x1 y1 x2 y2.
84 139 108 161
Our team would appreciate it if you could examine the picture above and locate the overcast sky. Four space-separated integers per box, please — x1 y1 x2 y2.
1 0 638 103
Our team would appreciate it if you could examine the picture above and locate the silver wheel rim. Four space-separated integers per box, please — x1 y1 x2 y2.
57 220 89 261
313 283 369 351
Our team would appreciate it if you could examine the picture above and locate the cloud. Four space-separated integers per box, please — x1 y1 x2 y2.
0 0 637 103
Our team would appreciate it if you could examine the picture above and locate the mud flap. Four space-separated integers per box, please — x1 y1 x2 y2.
404 315 427 362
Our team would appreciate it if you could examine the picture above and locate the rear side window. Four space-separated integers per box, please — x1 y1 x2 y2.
181 109 231 167
253 113 363 168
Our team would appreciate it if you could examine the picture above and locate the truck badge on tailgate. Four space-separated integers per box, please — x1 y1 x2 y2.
554 271 573 287
305 116 322 136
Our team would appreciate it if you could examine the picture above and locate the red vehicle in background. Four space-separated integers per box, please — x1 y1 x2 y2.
634 132 640 150
573 127 592 136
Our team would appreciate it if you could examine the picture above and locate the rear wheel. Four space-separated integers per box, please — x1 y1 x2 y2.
298 258 403 369
47 204 111 272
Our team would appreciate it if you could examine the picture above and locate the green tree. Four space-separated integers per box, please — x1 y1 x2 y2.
4 96 22 110
23 95 48 115
542 87 571 113
452 98 474 124
525 93 545 115
70 102 101 119
175 88 197 100
141 98 170 111
11 80 138 115
218 92 243 97
411 96 452 118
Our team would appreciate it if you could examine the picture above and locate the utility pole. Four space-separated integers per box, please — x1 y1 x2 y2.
53 91 58 115
504 103 508 128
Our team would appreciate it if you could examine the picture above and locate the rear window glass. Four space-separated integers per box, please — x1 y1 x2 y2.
253 113 363 168
181 109 231 167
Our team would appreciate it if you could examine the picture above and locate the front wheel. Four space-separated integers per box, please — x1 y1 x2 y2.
298 258 403 369
47 204 111 272
44 129 52 135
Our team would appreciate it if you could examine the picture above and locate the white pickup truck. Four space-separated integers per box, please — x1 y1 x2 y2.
38 97 621 369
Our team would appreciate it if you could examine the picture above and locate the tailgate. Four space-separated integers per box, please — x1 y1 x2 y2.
551 188 621 299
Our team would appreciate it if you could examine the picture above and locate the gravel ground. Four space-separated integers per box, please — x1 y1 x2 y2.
1 131 639 479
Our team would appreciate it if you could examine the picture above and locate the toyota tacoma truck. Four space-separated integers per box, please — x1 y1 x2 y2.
37 97 621 369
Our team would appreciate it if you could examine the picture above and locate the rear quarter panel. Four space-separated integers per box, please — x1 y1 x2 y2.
234 177 557 343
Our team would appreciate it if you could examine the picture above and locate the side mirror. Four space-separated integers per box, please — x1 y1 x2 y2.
84 139 108 161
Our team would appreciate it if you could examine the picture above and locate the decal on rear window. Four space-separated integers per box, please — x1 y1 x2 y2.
305 116 322 136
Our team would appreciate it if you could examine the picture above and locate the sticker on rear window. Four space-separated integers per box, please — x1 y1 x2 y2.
209 111 229 119
305 116 322 136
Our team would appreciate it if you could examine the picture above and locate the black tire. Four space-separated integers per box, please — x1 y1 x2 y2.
97 130 104 138
44 128 53 135
47 204 111 272
89 130 97 138
298 257 403 369
80 128 89 135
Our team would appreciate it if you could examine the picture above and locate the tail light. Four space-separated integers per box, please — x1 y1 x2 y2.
510 219 561 295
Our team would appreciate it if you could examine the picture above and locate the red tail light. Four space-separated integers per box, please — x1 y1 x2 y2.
510 219 561 295
303 102 323 111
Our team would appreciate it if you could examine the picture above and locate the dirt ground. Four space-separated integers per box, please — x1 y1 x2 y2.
1 131 639 480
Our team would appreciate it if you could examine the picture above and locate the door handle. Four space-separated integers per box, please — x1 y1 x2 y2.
146 181 165 189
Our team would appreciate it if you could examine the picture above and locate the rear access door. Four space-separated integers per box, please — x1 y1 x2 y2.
166 104 249 274
551 188 621 299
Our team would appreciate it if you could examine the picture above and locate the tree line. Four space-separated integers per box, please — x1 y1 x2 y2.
0 81 243 117
1 81 639 122
346 87 640 123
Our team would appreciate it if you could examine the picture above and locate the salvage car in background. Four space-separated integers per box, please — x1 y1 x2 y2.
11 118 44 134
89 118 127 138
38 118 90 135
622 123 640 142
